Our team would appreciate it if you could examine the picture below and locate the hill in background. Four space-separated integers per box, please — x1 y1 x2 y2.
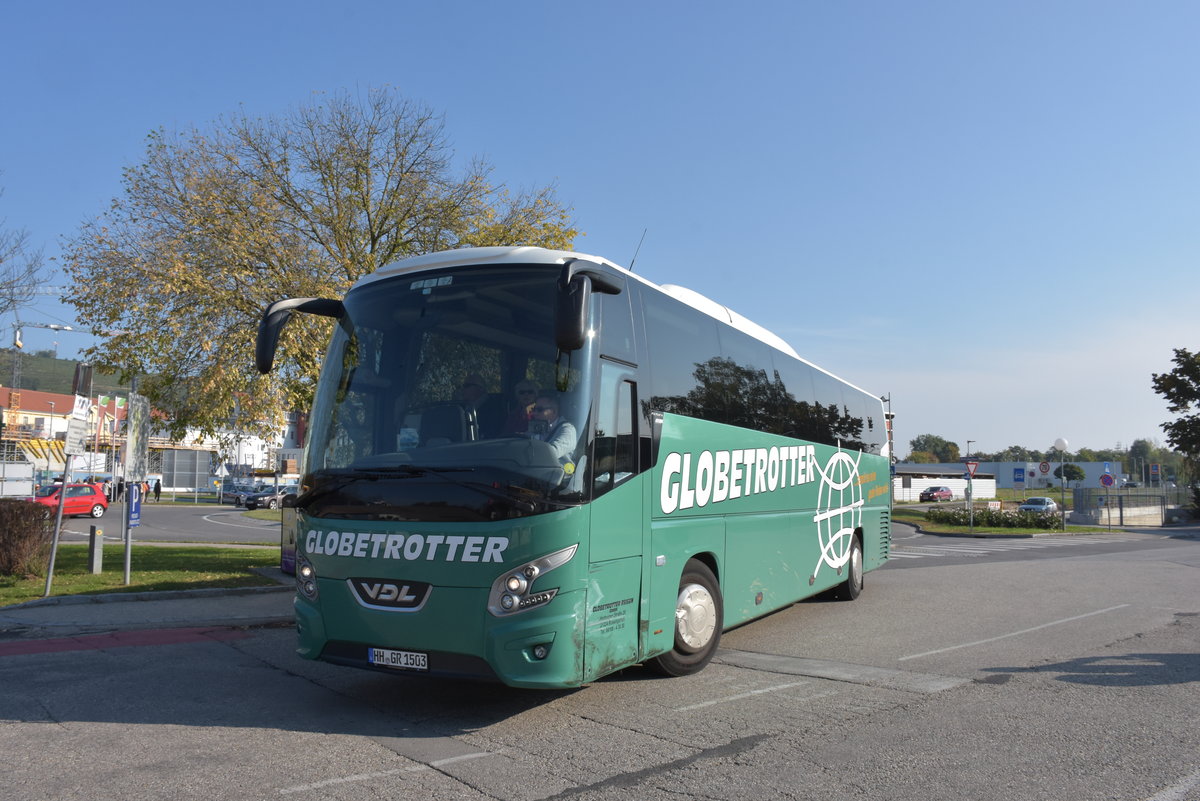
0 348 130 396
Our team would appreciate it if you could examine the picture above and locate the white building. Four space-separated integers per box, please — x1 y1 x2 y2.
894 461 1124 490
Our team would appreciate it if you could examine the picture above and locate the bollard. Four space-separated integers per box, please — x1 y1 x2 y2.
88 525 103 574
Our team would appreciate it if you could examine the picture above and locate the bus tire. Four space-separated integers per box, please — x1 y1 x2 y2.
833 534 863 601
651 560 722 677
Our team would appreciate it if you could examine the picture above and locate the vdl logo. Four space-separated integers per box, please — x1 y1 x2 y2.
810 447 865 586
347 577 432 612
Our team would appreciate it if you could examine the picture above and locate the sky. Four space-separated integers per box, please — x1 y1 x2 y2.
1 1 1196 457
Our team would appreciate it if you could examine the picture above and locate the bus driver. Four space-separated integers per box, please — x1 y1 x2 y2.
528 392 576 461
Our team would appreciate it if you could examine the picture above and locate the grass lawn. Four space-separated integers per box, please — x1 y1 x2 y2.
0 544 283 607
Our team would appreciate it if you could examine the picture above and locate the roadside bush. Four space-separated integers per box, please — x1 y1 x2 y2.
925 506 1060 530
0 499 54 577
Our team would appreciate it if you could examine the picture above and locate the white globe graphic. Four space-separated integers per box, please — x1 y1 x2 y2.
811 448 864 584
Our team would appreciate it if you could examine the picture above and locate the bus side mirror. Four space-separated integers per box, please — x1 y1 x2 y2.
256 298 344 374
555 276 591 352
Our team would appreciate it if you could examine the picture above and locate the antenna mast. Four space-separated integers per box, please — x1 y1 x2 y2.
628 229 647 273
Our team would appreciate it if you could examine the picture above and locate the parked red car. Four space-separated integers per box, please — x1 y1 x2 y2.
919 486 953 502
30 483 108 518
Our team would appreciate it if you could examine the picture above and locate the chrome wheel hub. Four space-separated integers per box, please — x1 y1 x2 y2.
675 582 717 652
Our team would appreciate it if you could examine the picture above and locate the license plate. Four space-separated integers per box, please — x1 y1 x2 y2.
368 647 428 671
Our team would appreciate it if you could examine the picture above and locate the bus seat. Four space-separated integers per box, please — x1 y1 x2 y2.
420 404 468 446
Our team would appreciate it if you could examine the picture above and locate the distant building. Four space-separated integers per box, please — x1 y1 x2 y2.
893 460 1124 490
0 387 302 494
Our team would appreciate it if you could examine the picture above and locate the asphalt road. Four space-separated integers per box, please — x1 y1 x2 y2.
2 526 1198 800
57 502 281 545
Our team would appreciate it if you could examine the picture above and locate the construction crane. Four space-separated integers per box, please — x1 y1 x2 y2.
10 322 81 389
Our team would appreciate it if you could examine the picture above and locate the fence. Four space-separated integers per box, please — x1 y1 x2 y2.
1070 488 1193 527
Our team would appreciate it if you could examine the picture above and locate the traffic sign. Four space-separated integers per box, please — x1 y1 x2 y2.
1100 474 1115 488
965 461 979 478
64 418 89 456
1039 461 1050 474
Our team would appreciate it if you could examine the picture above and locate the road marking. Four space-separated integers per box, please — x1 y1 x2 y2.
890 535 1154 561
898 604 1132 661
278 751 497 794
717 650 969 693
1142 766 1200 801
674 679 811 712
202 512 280 529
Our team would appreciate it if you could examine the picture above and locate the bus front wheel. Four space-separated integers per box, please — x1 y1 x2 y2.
651 560 723 677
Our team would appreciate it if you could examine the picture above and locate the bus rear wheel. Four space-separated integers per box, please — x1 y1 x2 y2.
833 535 863 601
650 560 722 677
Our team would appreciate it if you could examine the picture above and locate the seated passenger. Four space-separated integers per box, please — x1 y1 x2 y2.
503 380 538 435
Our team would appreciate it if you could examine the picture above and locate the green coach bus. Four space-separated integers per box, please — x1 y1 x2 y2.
256 246 892 688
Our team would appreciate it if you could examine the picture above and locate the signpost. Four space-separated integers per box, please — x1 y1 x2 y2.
121 393 151 585
44 396 90 596
964 461 979 533
1100 467 1114 529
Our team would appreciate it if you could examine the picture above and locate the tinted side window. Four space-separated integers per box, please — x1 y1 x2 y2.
849 390 885 454
716 326 778 432
643 291 721 416
774 357 815 438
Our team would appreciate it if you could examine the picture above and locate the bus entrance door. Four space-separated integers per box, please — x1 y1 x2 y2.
582 368 643 681
583 493 642 681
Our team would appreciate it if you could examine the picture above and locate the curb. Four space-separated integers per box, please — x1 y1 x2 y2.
2 582 295 611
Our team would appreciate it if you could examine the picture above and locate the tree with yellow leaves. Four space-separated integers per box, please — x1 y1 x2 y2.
63 89 579 442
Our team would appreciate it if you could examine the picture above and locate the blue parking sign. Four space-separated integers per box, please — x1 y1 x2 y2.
128 483 142 528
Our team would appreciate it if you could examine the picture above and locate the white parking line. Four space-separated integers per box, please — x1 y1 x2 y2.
278 751 497 794
674 680 812 712
202 512 280 529
898 604 1131 661
1141 766 1200 801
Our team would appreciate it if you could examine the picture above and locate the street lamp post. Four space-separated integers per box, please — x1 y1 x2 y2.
1054 437 1068 531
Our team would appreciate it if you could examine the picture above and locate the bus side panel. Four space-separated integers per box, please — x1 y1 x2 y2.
723 511 805 625
643 515 725 661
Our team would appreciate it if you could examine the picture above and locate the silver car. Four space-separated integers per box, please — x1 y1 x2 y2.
1018 497 1058 513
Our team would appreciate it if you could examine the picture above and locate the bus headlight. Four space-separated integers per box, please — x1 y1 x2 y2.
488 544 577 617
296 554 319 601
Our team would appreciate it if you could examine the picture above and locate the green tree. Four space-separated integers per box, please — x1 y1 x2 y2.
62 89 579 440
1053 463 1085 483
993 445 1039 462
908 434 960 463
0 184 48 318
1152 349 1200 492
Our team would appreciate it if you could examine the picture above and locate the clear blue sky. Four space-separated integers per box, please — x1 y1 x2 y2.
2 1 1196 458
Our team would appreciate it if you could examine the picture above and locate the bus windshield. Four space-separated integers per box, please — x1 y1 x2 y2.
302 264 594 522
